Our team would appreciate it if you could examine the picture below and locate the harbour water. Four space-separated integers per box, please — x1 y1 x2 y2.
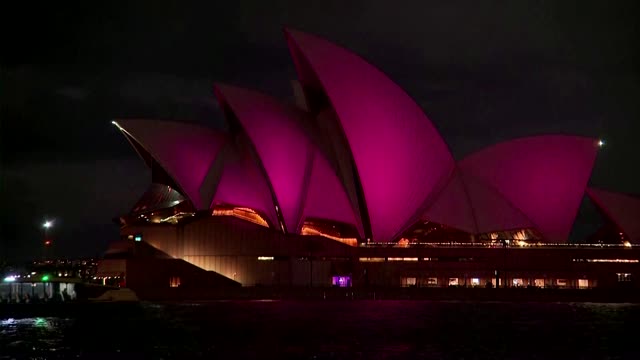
1 301 639 359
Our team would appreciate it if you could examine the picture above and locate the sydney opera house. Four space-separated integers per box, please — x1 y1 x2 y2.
99 29 640 293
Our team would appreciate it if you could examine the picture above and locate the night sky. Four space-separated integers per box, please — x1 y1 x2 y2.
2 1 639 261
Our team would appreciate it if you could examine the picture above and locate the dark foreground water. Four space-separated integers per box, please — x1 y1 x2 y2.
1 301 639 359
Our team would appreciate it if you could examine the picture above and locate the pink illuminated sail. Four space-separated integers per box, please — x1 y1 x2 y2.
587 187 640 243
459 136 599 242
301 150 364 237
285 28 455 242
423 170 535 235
211 145 279 228
214 84 363 235
114 119 226 209
214 84 315 233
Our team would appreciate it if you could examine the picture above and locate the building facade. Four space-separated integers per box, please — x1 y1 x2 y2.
101 28 640 292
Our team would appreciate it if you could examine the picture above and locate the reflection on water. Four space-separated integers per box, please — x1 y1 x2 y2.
1 301 640 359
1 317 70 358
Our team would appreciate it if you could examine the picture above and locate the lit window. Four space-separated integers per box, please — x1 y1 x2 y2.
534 279 545 287
556 279 567 287
427 277 438 286
617 273 632 282
448 278 459 286
169 276 181 288
332 276 351 287
401 277 417 287
387 257 418 261
358 257 385 262
258 256 274 261
471 278 480 286
578 279 589 289
512 278 524 287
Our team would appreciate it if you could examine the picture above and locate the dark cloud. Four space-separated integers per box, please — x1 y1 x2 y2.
2 0 639 260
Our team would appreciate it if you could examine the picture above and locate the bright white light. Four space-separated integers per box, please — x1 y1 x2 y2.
172 200 181 205
3 276 16 282
43 220 53 229
111 121 124 131
598 139 605 147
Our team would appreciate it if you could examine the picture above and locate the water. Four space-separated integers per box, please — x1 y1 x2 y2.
1 301 639 359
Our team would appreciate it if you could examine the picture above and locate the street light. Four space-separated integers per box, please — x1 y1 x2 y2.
43 220 53 244
42 220 54 260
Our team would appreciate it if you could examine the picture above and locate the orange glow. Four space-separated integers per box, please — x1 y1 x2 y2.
396 238 410 247
159 212 195 224
212 207 269 227
513 230 528 240
169 276 181 287
387 257 419 261
300 224 358 246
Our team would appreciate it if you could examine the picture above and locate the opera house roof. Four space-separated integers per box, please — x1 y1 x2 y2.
113 28 635 244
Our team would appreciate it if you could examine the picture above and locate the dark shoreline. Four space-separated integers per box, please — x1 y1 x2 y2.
134 286 640 303
3 287 640 319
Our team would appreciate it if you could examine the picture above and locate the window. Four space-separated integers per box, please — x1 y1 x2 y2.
617 273 632 282
332 276 351 287
556 279 567 287
387 257 418 261
448 278 459 286
257 256 274 261
426 277 438 286
534 279 545 287
169 276 181 288
512 278 524 287
401 277 417 287
578 279 589 289
359 257 385 262
471 278 480 286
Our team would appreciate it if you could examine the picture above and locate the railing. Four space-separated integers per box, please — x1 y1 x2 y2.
360 242 638 249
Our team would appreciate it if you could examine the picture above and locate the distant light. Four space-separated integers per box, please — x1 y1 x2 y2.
172 200 181 205
623 241 632 248
41 275 50 282
3 276 16 282
44 240 52 246
43 220 53 229
134 235 142 242
598 139 605 147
